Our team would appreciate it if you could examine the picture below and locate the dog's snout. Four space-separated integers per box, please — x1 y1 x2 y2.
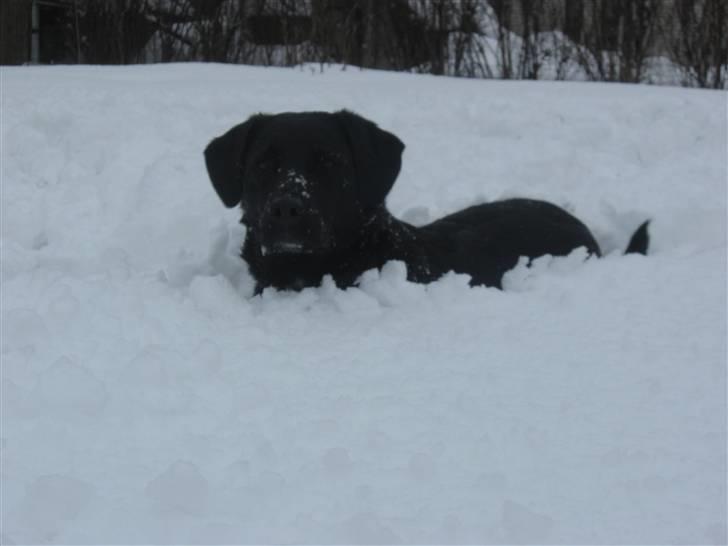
261 193 327 255
269 196 306 224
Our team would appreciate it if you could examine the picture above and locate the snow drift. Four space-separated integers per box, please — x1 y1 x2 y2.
1 63 726 544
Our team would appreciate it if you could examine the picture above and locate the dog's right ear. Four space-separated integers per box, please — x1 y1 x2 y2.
204 114 266 208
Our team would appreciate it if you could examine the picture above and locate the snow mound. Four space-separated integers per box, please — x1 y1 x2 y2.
1 64 725 544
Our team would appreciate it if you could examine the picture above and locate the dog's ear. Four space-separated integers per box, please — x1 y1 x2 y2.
335 110 405 208
204 114 266 208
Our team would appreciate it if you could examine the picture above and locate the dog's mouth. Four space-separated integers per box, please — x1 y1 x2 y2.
259 228 332 257
262 240 317 256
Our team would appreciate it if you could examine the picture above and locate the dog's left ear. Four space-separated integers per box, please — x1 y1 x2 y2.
204 114 266 208
335 110 405 208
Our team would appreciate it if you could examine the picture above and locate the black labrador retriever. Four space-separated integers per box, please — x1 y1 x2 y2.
204 110 648 293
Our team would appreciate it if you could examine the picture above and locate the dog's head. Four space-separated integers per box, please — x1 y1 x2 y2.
204 111 404 255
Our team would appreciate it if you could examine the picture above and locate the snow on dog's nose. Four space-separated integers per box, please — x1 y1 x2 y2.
284 169 311 198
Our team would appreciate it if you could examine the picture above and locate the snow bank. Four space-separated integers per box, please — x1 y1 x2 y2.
1 64 726 543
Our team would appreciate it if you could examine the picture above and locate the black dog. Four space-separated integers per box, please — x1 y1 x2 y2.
204 110 648 292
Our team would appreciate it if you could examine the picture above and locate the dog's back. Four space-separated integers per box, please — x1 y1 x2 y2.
417 199 602 288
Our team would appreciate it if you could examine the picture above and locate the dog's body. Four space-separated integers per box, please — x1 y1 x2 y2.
204 111 647 293
243 199 606 291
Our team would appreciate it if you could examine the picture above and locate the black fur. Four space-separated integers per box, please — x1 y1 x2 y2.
204 110 648 293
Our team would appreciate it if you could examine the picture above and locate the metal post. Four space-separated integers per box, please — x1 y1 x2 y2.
30 0 39 63
73 0 81 63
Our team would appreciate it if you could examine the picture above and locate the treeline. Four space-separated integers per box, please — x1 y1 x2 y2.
34 0 728 88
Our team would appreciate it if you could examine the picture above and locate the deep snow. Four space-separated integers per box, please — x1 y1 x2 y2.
1 63 726 544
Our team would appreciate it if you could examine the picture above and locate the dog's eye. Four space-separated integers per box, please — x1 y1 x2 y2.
316 151 345 170
254 153 276 171
253 150 278 170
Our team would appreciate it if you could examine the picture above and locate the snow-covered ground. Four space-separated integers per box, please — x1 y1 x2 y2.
1 64 726 544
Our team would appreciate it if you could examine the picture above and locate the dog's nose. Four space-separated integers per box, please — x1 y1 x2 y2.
269 196 306 226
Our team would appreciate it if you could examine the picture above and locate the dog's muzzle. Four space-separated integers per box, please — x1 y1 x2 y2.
260 195 329 255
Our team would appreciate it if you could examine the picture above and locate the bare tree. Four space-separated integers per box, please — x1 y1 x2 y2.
517 0 544 79
574 0 659 83
21 0 725 89
447 0 481 77
544 1 580 80
669 0 727 88
77 0 154 64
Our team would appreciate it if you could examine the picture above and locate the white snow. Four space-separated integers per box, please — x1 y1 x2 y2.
1 63 726 544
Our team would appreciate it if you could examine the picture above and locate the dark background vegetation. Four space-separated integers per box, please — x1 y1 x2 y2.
1 0 726 88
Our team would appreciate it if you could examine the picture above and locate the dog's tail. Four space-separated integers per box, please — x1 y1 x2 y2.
624 220 650 255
